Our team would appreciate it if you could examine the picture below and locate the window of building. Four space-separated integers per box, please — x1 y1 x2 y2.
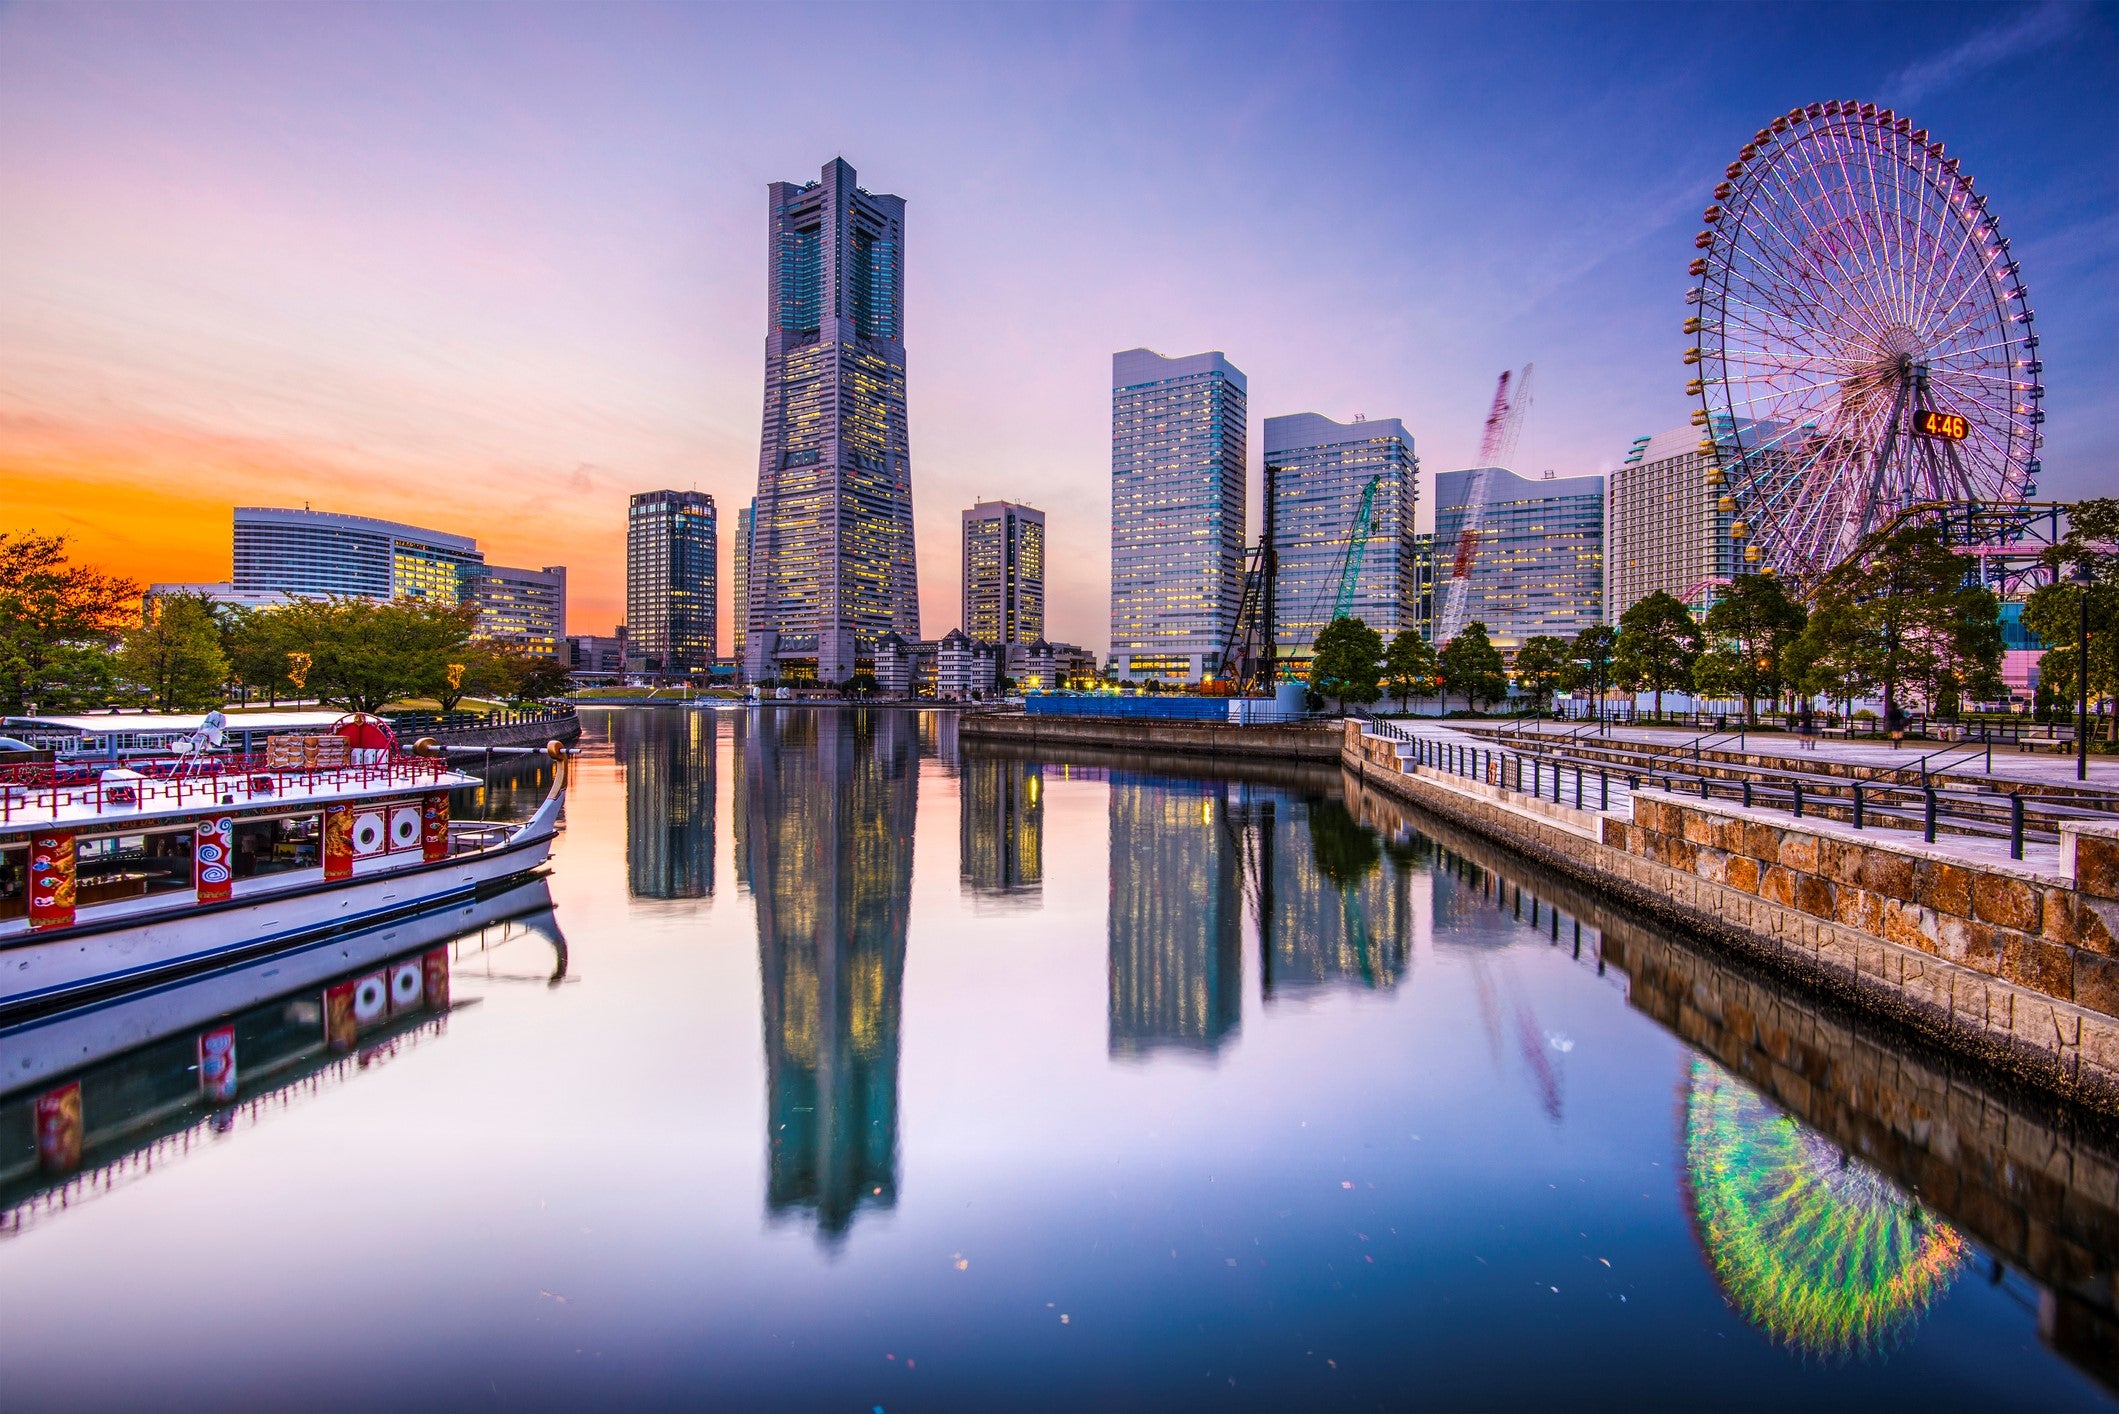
233 814 323 879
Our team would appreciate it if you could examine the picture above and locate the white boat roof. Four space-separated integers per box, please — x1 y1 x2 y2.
1 763 481 834
6 711 348 733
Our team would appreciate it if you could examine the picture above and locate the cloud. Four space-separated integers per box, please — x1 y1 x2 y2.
1884 3 2079 106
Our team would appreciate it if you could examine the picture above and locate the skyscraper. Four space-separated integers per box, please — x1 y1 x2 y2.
1110 348 1247 683
961 500 1045 646
627 490 717 676
746 158 919 685
1264 413 1419 661
1605 422 1740 621
1433 467 1605 652
732 499 754 663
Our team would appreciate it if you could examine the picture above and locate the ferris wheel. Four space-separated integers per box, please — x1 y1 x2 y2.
1686 100 2043 588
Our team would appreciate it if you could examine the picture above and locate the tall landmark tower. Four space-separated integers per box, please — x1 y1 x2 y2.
745 158 919 685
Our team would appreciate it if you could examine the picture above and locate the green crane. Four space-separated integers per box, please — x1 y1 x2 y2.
1328 475 1383 625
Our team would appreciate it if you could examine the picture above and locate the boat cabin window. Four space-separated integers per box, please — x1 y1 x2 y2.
75 828 195 903
232 814 321 879
0 844 24 920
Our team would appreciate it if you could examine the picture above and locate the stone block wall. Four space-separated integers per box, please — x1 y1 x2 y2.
1609 795 2119 1019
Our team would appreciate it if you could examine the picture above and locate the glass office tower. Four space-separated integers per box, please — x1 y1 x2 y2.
746 158 919 685
1264 412 1418 663
1109 348 1247 684
1432 467 1604 652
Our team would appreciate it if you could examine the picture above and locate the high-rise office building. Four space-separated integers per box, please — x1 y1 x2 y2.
1264 413 1419 661
232 507 485 603
1433 468 1605 651
1110 348 1247 683
746 158 919 685
1605 422 1741 621
961 500 1045 646
732 499 754 663
477 564 567 658
627 490 717 676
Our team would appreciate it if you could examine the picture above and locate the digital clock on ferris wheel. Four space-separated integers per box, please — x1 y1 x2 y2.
1913 409 1970 442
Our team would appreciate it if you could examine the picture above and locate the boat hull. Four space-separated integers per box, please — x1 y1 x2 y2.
0 829 553 1020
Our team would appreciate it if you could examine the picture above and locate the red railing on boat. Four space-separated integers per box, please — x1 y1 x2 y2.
0 753 455 826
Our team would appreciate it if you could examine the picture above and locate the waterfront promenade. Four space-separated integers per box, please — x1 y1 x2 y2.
1342 716 2119 1115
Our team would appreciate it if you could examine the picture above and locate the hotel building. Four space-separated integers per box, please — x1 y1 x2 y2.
231 506 485 604
1604 421 1741 621
476 564 567 658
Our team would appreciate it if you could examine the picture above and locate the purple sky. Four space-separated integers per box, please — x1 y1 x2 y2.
2 1 2112 649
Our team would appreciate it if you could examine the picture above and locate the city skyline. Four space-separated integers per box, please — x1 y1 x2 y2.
4 4 2113 658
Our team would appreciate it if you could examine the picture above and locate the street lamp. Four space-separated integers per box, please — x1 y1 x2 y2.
2078 561 2094 783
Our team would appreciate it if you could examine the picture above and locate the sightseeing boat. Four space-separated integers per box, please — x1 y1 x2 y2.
0 714 565 1018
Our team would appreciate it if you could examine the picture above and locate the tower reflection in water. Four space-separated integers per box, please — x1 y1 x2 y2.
743 709 914 1240
1107 775 1243 1057
959 755 1042 907
617 708 716 899
1100 773 1422 1059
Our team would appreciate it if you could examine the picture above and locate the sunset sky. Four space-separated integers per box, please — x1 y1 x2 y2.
3 1 2113 652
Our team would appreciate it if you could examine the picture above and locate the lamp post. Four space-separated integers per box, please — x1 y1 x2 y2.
2079 561 2093 783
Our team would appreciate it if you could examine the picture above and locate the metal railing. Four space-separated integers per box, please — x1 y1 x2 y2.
0 752 455 825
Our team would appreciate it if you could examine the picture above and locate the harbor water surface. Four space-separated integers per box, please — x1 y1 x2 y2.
2 706 2114 1410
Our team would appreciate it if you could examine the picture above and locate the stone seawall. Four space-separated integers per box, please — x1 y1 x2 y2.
1342 719 2119 1115
959 712 1341 762
429 712 580 750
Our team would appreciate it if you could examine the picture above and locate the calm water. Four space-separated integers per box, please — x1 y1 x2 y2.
2 705 2115 1411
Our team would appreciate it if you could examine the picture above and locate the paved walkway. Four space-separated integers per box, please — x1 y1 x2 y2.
1467 720 2119 790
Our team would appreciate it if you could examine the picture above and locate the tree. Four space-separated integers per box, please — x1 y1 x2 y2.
1383 629 1439 712
0 532 139 714
1786 599 1870 719
1307 797 1381 889
845 671 881 699
1439 621 1506 713
1615 590 1701 720
2027 498 2119 742
1310 616 1385 711
267 596 481 714
221 604 301 704
1568 623 1619 722
116 592 229 711
1700 572 1808 725
1510 636 1571 716
1811 523 1994 730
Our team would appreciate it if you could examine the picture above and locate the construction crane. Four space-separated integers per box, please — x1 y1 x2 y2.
1328 475 1383 624
1437 365 1534 644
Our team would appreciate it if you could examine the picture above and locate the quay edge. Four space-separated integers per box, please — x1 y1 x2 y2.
956 711 1342 762
1341 720 2119 1117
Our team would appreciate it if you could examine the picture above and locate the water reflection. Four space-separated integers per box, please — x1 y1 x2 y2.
959 755 1042 907
1683 1057 1969 1359
1107 774 1243 1058
616 709 717 899
744 709 913 1240
0 879 563 1239
1244 793 1415 1000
